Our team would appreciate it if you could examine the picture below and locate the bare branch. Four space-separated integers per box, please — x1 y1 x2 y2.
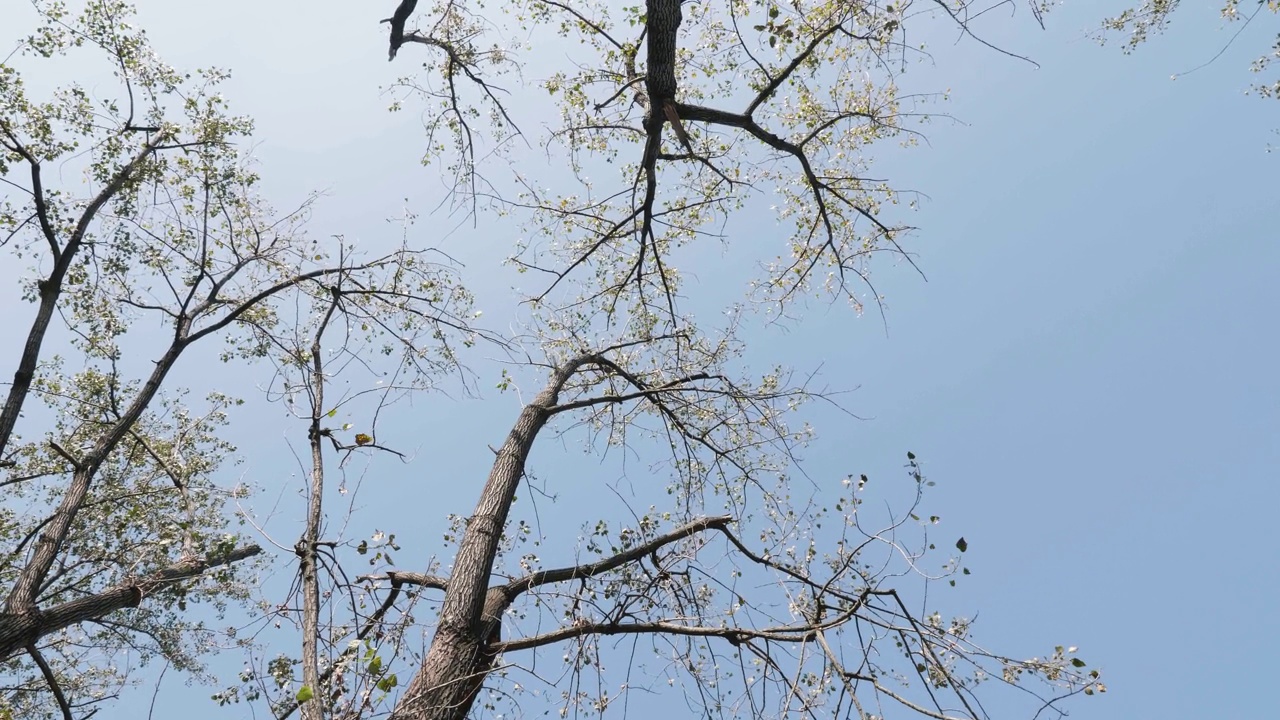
26 643 73 720
501 515 731 597
0 131 170 459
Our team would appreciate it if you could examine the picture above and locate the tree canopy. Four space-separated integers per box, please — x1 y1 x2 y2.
0 1 1109 719
1101 0 1278 105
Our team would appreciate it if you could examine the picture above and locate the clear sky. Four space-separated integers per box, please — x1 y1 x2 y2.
3 0 1277 718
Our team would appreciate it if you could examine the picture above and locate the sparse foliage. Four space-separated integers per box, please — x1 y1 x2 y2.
1 1 1107 720
0 2 476 717
1100 0 1279 103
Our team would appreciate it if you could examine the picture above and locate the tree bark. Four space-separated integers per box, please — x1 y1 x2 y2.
389 357 592 720
298 298 340 720
644 0 682 104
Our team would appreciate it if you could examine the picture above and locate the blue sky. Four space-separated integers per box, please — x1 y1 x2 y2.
3 0 1277 718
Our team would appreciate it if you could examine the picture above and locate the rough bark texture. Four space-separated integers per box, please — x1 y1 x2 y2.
637 0 686 244
644 0 682 104
641 0 683 146
389 357 591 720
388 402 548 719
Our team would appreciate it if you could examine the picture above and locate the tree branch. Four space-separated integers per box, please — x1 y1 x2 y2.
0 131 169 460
500 515 731 599
0 544 260 660
359 571 450 592
26 643 73 720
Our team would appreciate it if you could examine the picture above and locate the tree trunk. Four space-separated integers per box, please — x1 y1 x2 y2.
389 356 592 720
645 0 682 104
387 399 545 720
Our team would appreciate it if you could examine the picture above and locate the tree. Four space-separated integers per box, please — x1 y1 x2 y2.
0 2 480 716
1099 0 1279 103
1 1 1104 720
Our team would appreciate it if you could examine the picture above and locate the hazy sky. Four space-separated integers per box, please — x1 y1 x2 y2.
3 0 1277 718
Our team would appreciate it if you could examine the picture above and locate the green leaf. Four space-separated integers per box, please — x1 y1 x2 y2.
955 537 968 552
296 686 314 703
1071 658 1087 667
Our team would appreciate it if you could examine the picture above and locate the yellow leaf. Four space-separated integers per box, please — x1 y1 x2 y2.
355 433 373 446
